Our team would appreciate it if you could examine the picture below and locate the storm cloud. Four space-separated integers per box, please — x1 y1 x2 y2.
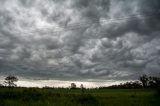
0 0 160 81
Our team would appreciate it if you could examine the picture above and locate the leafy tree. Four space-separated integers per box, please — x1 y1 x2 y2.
139 74 148 88
71 83 76 89
148 76 160 88
4 75 18 87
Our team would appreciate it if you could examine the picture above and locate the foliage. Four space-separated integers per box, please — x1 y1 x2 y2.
0 87 159 106
101 81 142 89
103 74 160 89
70 83 76 89
139 75 160 88
0 74 160 105
4 75 18 87
139 74 149 87
148 76 160 88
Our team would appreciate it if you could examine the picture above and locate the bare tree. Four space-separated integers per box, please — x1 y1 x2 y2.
4 75 18 87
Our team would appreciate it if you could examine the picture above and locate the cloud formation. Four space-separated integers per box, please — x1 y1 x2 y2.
0 0 160 81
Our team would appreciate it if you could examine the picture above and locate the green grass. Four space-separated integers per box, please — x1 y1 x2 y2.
0 88 159 106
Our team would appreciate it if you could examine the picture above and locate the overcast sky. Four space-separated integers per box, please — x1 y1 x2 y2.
0 0 160 85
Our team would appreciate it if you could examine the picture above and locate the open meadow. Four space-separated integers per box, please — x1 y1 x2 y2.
0 87 159 106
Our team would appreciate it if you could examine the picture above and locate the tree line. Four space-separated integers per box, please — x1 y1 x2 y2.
99 74 160 89
0 74 160 89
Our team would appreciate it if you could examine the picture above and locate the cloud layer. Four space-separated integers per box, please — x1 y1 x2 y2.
0 0 160 81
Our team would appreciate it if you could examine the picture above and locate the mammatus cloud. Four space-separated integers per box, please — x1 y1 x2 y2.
0 0 160 82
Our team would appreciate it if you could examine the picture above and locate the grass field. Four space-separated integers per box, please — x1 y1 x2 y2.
0 87 159 106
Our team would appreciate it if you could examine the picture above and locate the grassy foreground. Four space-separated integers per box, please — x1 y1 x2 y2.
0 87 159 106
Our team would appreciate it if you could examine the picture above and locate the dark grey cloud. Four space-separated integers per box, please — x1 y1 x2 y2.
0 0 160 81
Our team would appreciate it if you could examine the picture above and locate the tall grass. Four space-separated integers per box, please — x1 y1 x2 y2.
0 87 159 106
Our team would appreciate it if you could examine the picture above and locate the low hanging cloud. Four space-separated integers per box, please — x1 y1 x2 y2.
0 0 160 81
